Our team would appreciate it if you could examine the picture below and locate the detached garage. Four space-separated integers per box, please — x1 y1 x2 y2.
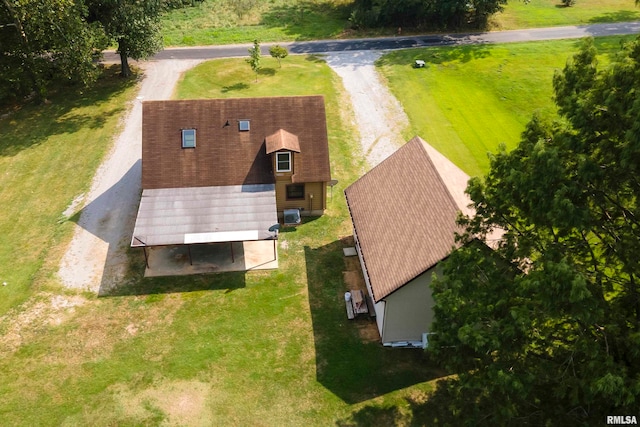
344 136 481 347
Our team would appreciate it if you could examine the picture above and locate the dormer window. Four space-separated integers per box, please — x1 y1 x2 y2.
238 120 250 131
276 152 291 172
181 129 196 148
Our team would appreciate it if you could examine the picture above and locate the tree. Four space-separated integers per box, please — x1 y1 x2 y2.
87 0 163 77
246 39 261 82
0 0 103 102
427 37 640 424
269 44 288 68
348 0 507 30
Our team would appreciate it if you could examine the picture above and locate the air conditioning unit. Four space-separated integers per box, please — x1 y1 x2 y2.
283 209 301 226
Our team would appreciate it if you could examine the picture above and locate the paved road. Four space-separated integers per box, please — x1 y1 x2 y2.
103 21 640 63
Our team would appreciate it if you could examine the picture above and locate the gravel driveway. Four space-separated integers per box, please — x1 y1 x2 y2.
58 60 202 294
324 50 409 167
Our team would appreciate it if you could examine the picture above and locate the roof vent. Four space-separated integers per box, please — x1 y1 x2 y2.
238 120 250 132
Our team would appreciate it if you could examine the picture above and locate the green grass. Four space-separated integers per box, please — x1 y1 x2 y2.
160 0 640 47
377 35 635 177
162 0 353 46
0 67 139 315
492 0 640 30
6 33 636 426
0 56 444 425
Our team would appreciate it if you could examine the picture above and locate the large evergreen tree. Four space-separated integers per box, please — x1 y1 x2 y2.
428 37 640 424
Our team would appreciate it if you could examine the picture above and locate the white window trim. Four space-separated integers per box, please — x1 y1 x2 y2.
276 151 292 172
181 129 196 148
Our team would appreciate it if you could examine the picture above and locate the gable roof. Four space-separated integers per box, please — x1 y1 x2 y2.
344 136 470 302
265 129 301 154
142 96 330 190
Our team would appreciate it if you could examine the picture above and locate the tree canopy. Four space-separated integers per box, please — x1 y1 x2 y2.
0 0 104 101
349 0 507 30
269 44 288 68
0 0 163 103
427 36 640 424
86 0 163 77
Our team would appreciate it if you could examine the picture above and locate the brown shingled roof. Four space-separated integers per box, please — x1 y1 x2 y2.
142 96 330 190
344 136 468 302
265 129 301 154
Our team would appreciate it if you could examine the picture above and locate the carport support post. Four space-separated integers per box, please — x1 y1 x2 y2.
188 246 193 266
230 242 235 263
142 247 149 269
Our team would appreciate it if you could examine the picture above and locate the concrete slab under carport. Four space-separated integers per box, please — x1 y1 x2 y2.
143 240 278 277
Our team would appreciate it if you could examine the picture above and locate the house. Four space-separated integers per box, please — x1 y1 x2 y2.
344 136 478 347
131 96 331 266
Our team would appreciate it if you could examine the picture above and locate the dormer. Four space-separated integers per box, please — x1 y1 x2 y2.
265 129 301 175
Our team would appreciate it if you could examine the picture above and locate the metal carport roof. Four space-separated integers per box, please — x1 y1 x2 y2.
131 184 278 248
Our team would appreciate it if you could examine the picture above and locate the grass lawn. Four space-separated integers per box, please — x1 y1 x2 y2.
162 0 354 46
161 0 640 47
491 0 640 31
377 35 635 178
0 55 444 425
0 68 139 316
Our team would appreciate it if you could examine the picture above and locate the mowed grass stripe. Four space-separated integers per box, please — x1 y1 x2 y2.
493 0 640 30
378 36 635 177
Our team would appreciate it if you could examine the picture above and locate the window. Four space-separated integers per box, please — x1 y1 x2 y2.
286 184 305 200
181 129 196 148
276 152 291 172
238 120 250 131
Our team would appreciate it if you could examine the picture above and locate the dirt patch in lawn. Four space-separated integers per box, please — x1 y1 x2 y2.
113 379 213 426
0 293 86 357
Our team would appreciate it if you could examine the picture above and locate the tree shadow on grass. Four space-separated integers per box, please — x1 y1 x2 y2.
336 405 405 426
305 54 327 63
376 43 493 69
305 239 446 404
338 376 501 426
258 67 277 76
221 82 250 93
0 65 138 157
260 1 351 41
588 10 640 24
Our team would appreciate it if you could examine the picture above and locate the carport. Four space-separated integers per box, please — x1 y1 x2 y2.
131 184 279 272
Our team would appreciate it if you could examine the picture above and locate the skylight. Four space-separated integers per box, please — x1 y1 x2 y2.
238 120 250 132
182 129 196 148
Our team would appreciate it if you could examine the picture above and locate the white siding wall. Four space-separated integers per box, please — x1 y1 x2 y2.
380 265 441 344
